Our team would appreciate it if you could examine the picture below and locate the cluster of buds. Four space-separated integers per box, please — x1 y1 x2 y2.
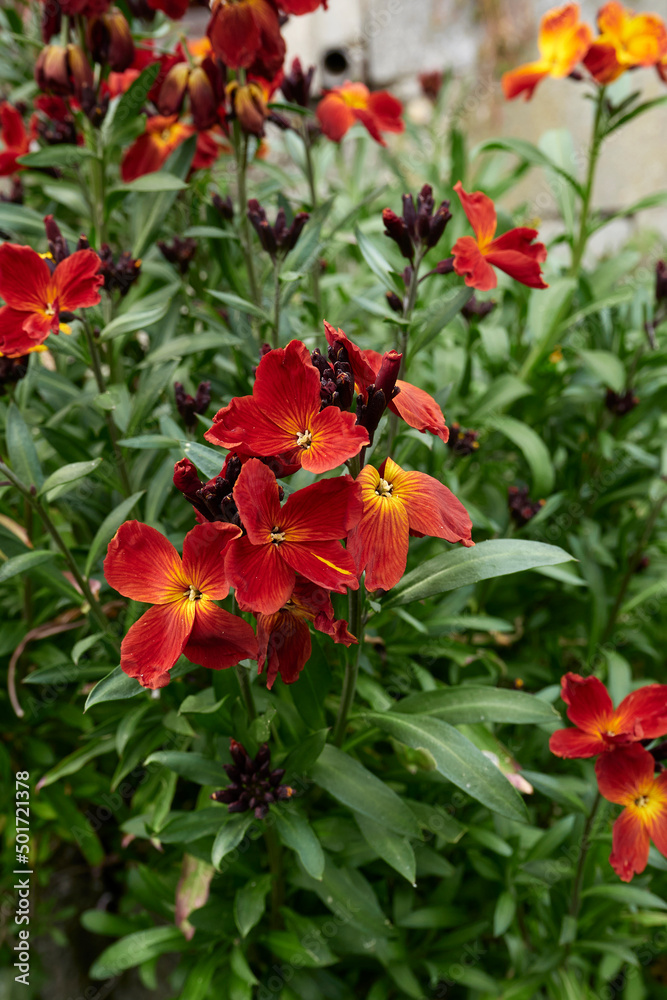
227 80 269 137
247 200 309 261
173 455 243 526
34 95 77 146
508 485 545 527
382 185 452 263
158 49 225 131
461 295 497 322
98 245 142 296
212 193 234 221
158 236 197 274
418 70 444 102
355 349 402 445
211 740 294 820
605 388 639 416
280 58 315 108
311 345 355 410
0 355 30 395
174 381 211 431
447 422 480 457
45 214 90 265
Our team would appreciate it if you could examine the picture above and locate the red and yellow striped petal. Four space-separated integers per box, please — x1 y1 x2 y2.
184 597 258 670
120 600 195 689
595 743 654 806
451 235 498 291
104 520 188 603
225 533 295 615
280 539 360 594
560 672 614 734
389 379 449 442
386 460 473 546
302 405 369 474
502 61 551 101
609 807 651 882
280 474 362 541
346 463 410 592
182 521 241 599
549 727 607 758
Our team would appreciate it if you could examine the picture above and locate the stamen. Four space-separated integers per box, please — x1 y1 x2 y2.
296 429 312 449
634 795 650 808
375 478 393 497
45 302 55 317
185 584 202 601
270 525 287 544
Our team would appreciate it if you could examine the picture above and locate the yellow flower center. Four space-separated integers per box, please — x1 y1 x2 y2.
45 302 55 317
270 526 287 544
375 478 393 498
186 584 202 601
634 795 650 808
296 429 312 449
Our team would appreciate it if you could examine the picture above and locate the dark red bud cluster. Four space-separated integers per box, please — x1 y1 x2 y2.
173 455 243 526
87 8 134 72
383 184 451 263
44 214 89 267
419 70 444 102
461 295 496 321
0 355 30 395
605 388 639 416
447 422 480 457
508 485 545 527
36 43 93 102
247 199 309 261
157 236 197 274
212 193 234 221
158 56 225 131
655 260 667 302
311 345 354 410
211 740 294 820
356 350 402 445
174 381 211 431
280 57 315 108
98 245 142 296
80 85 110 127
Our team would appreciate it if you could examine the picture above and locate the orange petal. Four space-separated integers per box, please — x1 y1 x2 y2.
453 181 497 247
387 461 473 546
595 744 655 806
182 521 241 599
502 61 550 100
184 598 258 670
346 463 410 592
316 91 356 141
609 807 651 882
120 601 195 689
104 520 187 603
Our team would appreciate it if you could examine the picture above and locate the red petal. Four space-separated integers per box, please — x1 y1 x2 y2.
232 458 281 545
280 538 359 594
0 306 39 357
104 520 187 603
53 249 104 312
1 103 27 151
253 339 320 437
182 521 241 599
120 601 195 689
560 672 614 733
147 0 190 15
225 533 295 615
616 684 667 740
453 181 497 246
313 609 357 646
184 598 258 670
501 62 549 101
324 322 377 388
303 405 369 473
279 0 325 11
280 474 362 541
549 727 607 759
609 808 651 882
451 235 498 291
205 393 295 456
485 229 548 290
365 90 404 135
595 743 655 806
0 244 51 311
388 459 473 546
346 463 409 592
207 0 270 69
0 151 21 176
646 772 667 859
316 92 356 141
390 379 449 442
257 609 311 688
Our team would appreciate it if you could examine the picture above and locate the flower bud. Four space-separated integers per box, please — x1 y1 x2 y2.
228 80 267 137
212 193 234 221
158 63 189 117
280 57 315 107
87 8 134 72
386 291 403 313
382 208 413 261
656 260 667 302
157 236 197 274
175 380 211 431
36 43 93 101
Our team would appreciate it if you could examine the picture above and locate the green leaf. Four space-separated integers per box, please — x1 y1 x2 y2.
0 549 57 584
519 277 577 379
90 927 185 979
207 289 271 321
491 416 555 497
385 539 575 607
310 744 420 838
18 145 96 169
393 686 560 725
0 203 77 240
112 172 189 195
84 665 145 710
99 298 174 342
36 738 116 790
354 226 400 292
581 884 667 910
578 349 626 394
132 137 196 258
409 286 474 357
472 374 532 419
84 491 144 576
139 330 237 366
475 137 585 198
365 712 528 822
212 814 254 869
181 441 225 479
234 874 271 937
355 813 416 885
282 728 328 781
158 807 227 843
179 688 228 715
104 62 161 142
274 810 325 880
39 459 103 501
143 752 223 786
6 402 44 488
183 225 238 240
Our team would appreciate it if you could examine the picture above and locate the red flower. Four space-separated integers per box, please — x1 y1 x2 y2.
205 339 369 475
549 672 667 758
0 104 31 177
347 457 474 592
323 322 450 443
225 459 362 615
103 520 258 689
121 115 194 182
451 182 548 291
0 243 103 357
279 0 327 11
207 0 285 77
316 81 404 145
245 576 356 688
147 0 190 17
596 744 667 882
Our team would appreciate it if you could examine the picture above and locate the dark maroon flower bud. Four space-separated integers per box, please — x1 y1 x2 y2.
173 454 242 526
447 421 480 457
386 291 403 313
382 208 413 261
98 245 142 296
426 200 452 249
158 236 197 274
605 388 639 416
44 214 69 264
419 70 444 102
87 8 134 72
312 347 354 410
0 179 24 205
0 354 30 395
212 193 234 221
80 85 109 127
175 381 211 431
655 260 667 302
435 258 454 274
356 349 402 445
508 485 545 527
36 44 93 101
461 295 496 321
211 739 294 820
247 199 308 260
126 0 156 18
635 555 650 574
280 57 315 107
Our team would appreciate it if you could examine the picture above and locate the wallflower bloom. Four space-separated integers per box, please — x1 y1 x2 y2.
347 457 474 592
104 520 258 689
243 577 356 688
549 672 667 758
225 459 362 615
502 3 593 100
207 0 285 77
596 744 667 881
584 1 667 83
205 339 369 474
0 243 103 357
316 82 404 145
0 104 31 176
120 115 193 182
451 182 548 291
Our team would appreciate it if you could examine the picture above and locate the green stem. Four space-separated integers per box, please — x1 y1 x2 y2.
570 87 606 276
302 126 323 321
272 258 281 349
332 580 365 747
265 824 284 929
81 316 131 496
387 251 423 452
235 663 257 721
234 127 261 316
90 135 107 248
569 791 601 919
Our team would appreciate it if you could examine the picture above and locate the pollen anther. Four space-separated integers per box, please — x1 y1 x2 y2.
270 526 287 544
186 584 202 601
296 429 312 449
376 478 393 497
634 794 650 808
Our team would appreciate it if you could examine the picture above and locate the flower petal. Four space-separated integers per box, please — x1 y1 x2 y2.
346 464 410 592
316 91 356 141
225 534 295 615
204 393 296 457
453 181 497 247
325 322 378 388
501 61 550 101
452 235 498 291
383 457 473 546
52 249 104 311
253 339 320 436
280 474 362 541
280 539 360 594
182 521 241 599
0 306 39 357
304 405 369 474
560 672 614 734
1 103 27 151
104 520 187 603
389 379 449 442
0 244 51 311
120 601 195 689
616 684 667 740
595 744 655 806
232 458 282 545
548 727 607 759
646 772 667 859
485 229 548 289
184 598 258 670
257 609 311 688
609 807 651 882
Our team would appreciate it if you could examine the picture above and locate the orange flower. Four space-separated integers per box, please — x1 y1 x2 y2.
451 182 548 292
316 81 403 146
596 744 667 882
120 115 194 182
502 3 593 100
583 1 667 83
